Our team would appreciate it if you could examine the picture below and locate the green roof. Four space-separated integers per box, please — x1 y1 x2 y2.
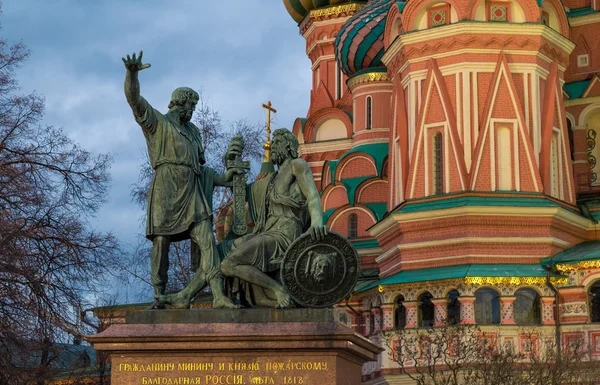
323 208 337 224
567 6 599 17
394 194 568 214
351 238 380 249
329 143 388 182
354 268 380 292
364 202 388 221
541 240 600 266
296 117 308 133
396 1 407 12
358 264 560 292
342 176 372 206
325 160 339 185
564 80 591 99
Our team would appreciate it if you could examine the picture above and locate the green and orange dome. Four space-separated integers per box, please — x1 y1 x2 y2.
283 0 360 23
335 0 396 76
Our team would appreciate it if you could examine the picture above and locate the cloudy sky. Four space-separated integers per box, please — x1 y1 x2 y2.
2 1 310 285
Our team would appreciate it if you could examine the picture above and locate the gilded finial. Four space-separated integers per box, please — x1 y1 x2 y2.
261 101 277 163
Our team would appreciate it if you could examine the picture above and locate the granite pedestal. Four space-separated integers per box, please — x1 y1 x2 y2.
87 308 382 385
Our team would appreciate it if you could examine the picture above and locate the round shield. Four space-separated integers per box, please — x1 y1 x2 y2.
280 230 359 308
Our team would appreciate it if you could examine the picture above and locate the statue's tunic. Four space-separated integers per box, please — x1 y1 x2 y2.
134 97 215 241
233 172 309 272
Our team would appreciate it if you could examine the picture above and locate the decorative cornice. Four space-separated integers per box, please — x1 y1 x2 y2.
347 71 390 88
465 277 568 285
383 23 575 69
309 3 366 19
556 260 600 272
568 12 600 27
298 138 352 155
300 3 365 34
363 275 565 298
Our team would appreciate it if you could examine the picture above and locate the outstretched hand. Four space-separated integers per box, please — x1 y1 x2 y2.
122 50 151 73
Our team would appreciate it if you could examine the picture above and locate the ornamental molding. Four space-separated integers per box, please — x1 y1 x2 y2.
383 24 574 69
300 3 366 34
556 260 600 272
370 205 592 236
309 3 365 19
353 277 556 301
298 139 352 156
568 12 600 27
347 71 390 89
561 302 588 315
464 276 568 285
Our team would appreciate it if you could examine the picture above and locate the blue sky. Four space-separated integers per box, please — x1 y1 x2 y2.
2 1 310 265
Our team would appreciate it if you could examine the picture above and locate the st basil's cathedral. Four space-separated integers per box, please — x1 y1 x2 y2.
282 0 600 382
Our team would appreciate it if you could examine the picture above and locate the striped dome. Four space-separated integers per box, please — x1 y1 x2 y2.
283 0 359 23
335 0 394 76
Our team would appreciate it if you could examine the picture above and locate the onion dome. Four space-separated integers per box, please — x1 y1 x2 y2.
335 0 394 76
283 0 360 23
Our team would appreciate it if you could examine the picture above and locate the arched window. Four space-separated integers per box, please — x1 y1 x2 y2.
418 292 434 327
432 132 443 195
514 288 541 325
394 295 406 330
366 96 372 130
475 288 500 325
590 280 600 322
348 213 358 238
447 289 461 325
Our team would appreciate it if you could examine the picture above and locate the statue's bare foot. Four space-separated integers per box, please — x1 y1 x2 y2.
148 299 166 310
157 293 191 309
275 290 292 309
213 296 242 309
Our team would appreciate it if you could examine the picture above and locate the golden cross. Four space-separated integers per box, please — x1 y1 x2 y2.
261 101 277 162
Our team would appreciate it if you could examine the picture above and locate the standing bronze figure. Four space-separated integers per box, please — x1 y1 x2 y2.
122 51 240 309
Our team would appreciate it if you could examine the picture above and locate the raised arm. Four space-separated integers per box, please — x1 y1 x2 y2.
292 158 327 241
122 51 153 125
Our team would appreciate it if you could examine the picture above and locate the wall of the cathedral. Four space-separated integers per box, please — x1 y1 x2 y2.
291 2 600 379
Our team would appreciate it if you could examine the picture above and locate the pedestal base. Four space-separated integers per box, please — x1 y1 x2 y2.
87 309 382 385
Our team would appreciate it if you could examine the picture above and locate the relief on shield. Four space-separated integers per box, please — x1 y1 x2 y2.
281 232 359 308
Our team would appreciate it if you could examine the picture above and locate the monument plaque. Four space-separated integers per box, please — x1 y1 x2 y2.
88 309 382 385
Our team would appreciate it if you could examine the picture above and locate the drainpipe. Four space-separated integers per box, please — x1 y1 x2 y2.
545 266 561 362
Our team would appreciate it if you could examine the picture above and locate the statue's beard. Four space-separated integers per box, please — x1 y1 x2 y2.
180 109 193 123
272 149 286 165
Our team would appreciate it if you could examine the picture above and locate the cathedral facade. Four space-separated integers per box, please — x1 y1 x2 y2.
283 0 600 381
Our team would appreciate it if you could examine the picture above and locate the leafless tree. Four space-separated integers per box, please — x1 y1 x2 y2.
0 24 120 385
383 324 483 385
383 325 600 385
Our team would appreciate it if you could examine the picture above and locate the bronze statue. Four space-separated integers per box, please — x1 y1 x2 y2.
158 128 329 309
219 128 327 308
122 51 241 309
